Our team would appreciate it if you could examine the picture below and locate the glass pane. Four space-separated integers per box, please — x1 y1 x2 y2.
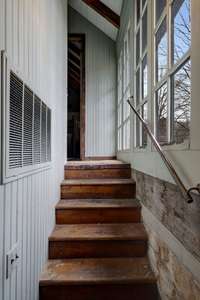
123 40 127 90
156 19 168 82
173 60 191 144
123 120 130 150
142 55 148 99
136 68 140 106
136 29 140 66
142 102 148 147
137 0 140 24
118 102 122 127
118 128 122 150
156 0 166 23
172 0 191 64
123 95 130 122
142 9 147 53
136 117 140 147
156 82 168 143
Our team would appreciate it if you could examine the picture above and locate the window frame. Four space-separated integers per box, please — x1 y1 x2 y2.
133 0 149 149
117 22 131 152
153 0 191 149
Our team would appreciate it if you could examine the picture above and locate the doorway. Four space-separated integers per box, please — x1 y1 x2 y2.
67 34 85 160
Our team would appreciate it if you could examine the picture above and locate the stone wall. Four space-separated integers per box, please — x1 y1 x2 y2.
146 223 200 300
132 169 200 299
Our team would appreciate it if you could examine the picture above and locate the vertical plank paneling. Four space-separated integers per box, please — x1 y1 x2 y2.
0 2 68 300
68 7 116 158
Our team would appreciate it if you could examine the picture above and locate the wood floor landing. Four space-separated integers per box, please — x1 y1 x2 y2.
65 160 130 169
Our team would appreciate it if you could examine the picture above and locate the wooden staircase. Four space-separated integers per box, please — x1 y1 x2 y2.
39 160 158 300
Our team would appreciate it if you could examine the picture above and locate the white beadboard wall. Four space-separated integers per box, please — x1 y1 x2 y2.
68 6 117 158
0 1 68 300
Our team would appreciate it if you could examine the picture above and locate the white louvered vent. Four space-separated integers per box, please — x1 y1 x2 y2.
9 72 23 169
47 108 51 162
23 85 33 166
2 54 52 182
33 96 41 164
41 102 47 163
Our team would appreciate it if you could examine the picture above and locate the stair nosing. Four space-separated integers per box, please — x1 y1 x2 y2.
55 199 141 210
39 257 157 286
49 223 148 242
61 179 135 186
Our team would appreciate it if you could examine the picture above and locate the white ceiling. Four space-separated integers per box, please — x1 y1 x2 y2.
68 0 123 40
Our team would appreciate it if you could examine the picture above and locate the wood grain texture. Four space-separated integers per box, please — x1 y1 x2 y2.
49 223 147 258
56 206 141 224
65 168 131 179
40 258 158 300
40 283 158 300
61 179 136 199
40 257 157 285
56 199 141 224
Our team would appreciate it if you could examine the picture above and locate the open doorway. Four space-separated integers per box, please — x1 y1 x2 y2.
67 34 85 160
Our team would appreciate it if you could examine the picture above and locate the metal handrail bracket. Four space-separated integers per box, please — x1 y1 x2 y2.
127 97 200 203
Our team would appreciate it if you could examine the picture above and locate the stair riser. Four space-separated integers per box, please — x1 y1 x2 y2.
40 284 158 300
49 240 147 259
65 169 131 179
56 208 141 224
61 184 136 199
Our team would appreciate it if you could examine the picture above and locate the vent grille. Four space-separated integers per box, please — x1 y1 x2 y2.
7 69 52 176
23 85 33 166
47 108 51 162
33 96 41 164
9 72 23 169
41 102 47 163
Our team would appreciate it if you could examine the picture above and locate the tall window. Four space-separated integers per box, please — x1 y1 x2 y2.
154 0 191 145
117 25 131 151
134 0 148 148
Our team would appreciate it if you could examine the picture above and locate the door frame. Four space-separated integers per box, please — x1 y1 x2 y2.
68 34 85 160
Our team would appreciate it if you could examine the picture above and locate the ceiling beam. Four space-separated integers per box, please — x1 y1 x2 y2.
82 0 120 28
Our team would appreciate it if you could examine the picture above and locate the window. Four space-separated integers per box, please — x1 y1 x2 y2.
154 0 191 146
134 0 148 148
117 25 131 151
2 56 52 182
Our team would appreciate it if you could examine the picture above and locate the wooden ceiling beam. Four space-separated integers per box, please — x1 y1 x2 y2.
82 0 120 28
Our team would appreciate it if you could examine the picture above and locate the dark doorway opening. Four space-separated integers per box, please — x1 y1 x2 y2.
67 34 85 160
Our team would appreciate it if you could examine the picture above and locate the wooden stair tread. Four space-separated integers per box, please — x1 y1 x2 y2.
56 199 140 209
61 179 135 186
49 223 147 241
65 160 130 170
40 257 156 286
